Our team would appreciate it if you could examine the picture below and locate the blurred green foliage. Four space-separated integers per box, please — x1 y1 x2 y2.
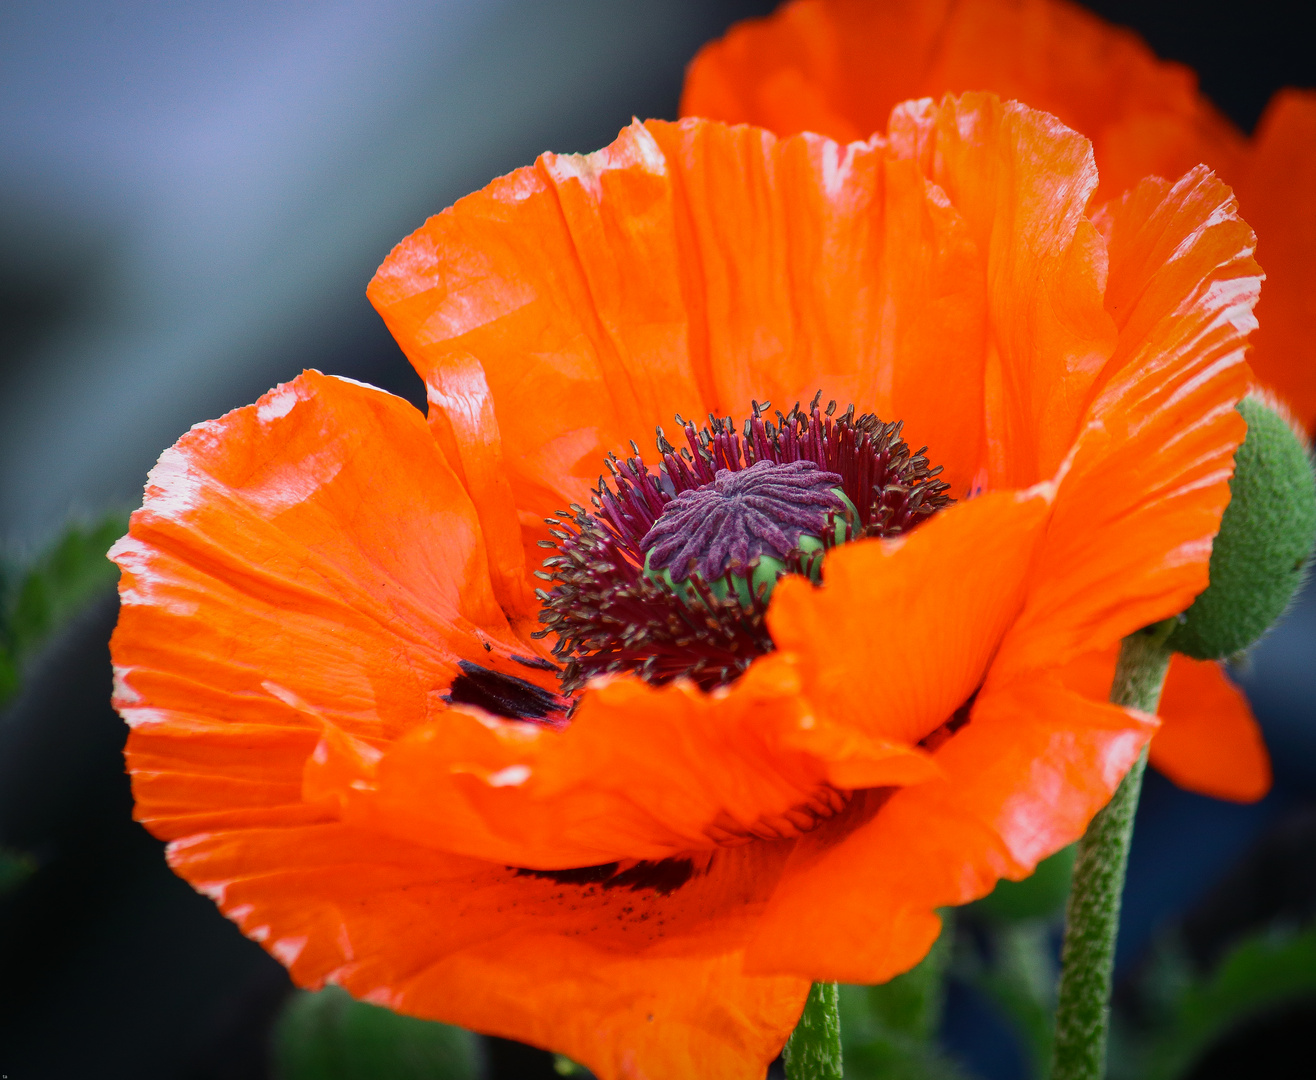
0 846 37 896
973 846 1075 923
955 918 1059 1079
956 841 1316 1080
272 986 481 1080
1113 924 1316 1080
951 844 1076 1077
1 512 128 704
841 914 969 1080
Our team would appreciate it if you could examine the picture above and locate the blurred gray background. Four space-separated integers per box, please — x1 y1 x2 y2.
0 0 778 548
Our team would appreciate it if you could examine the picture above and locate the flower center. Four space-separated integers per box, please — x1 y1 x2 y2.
641 459 857 609
534 394 953 694
643 458 850 581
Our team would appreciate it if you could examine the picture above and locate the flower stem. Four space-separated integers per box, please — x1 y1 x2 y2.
783 981 843 1080
1049 621 1174 1080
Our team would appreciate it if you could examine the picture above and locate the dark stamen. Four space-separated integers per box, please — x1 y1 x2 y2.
512 653 561 672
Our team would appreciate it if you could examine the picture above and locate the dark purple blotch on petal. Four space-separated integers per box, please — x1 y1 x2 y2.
445 660 569 722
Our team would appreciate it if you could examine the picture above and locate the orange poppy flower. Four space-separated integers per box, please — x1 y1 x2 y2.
683 0 1289 804
111 96 1259 1078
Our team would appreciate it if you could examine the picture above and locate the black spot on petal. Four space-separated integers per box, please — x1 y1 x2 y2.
515 863 620 886
605 858 695 895
919 689 977 753
445 660 567 721
512 857 698 897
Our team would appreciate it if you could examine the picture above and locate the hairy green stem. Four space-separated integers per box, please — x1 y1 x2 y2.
783 982 843 1080
1050 622 1174 1080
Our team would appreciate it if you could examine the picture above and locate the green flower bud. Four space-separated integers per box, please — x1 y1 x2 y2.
1169 394 1316 660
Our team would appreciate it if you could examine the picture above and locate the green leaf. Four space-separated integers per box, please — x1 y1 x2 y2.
1127 925 1316 1080
840 1034 969 1080
0 846 37 896
272 987 481 1080
0 649 19 704
1 511 128 704
973 845 1075 922
840 916 971 1079
956 921 1059 1079
7 513 129 651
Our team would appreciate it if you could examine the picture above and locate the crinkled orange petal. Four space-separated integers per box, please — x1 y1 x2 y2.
991 167 1258 681
168 823 808 1080
686 0 1316 437
111 371 545 840
1056 645 1117 701
1061 647 1270 803
885 94 1117 488
111 371 811 1078
422 350 539 628
1237 89 1316 432
370 116 992 511
1151 655 1272 803
643 118 990 497
681 0 957 146
686 0 1316 440
307 652 940 869
768 487 1052 746
745 674 1155 982
367 120 715 531
682 0 1246 203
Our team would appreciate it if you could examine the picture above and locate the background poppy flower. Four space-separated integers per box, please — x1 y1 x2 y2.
682 0 1290 805
111 96 1258 1078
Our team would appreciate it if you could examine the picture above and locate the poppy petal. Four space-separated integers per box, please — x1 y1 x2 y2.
423 350 539 628
885 93 1117 487
368 120 715 527
1056 645 1118 702
681 0 1247 203
767 488 1052 747
680 0 957 146
168 823 808 1080
648 118 989 498
1150 655 1272 803
991 167 1258 681
745 674 1155 982
370 116 993 508
311 653 941 869
111 371 546 839
1238 89 1316 433
1060 648 1269 803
